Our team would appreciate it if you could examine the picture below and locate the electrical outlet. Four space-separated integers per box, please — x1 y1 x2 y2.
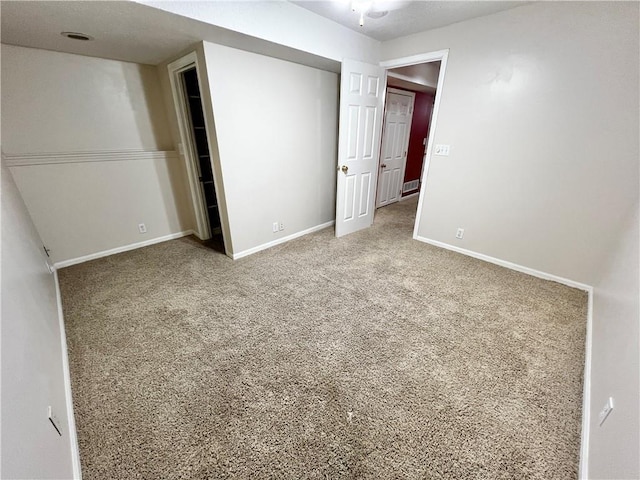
48 406 62 436
138 223 147 234
273 222 279 233
279 223 285 231
599 397 614 426
456 228 464 239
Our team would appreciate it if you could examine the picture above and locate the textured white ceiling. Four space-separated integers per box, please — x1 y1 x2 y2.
391 63 440 86
291 1 528 41
0 1 199 65
388 62 440 93
1 0 528 67
0 1 339 70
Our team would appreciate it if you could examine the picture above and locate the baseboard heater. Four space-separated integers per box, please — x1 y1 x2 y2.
403 180 420 193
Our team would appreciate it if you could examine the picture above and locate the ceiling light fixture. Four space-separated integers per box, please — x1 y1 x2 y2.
367 10 388 19
349 0 400 27
351 0 373 27
61 32 94 41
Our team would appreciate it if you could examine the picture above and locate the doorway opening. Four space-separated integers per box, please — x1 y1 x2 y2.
334 51 448 240
376 62 440 214
167 52 229 255
180 67 224 252
379 51 449 239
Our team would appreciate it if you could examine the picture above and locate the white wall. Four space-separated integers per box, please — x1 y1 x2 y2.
201 42 338 255
1 163 77 479
138 0 380 65
588 203 639 479
381 2 639 286
2 45 194 264
1 44 172 153
9 158 191 264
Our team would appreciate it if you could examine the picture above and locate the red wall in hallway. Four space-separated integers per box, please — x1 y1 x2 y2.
403 91 434 196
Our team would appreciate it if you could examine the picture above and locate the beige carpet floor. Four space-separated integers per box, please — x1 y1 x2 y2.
59 199 587 479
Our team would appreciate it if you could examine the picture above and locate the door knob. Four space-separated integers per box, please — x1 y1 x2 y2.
381 163 387 168
341 165 348 173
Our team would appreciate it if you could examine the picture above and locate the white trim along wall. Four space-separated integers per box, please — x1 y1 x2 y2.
580 292 594 480
414 235 592 292
231 221 335 260
3 150 177 167
53 231 195 269
54 271 83 479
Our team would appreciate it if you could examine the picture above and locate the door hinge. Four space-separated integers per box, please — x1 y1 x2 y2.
43 245 51 258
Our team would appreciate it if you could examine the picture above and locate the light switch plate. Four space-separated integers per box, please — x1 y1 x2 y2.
598 397 614 426
48 406 62 436
435 144 450 156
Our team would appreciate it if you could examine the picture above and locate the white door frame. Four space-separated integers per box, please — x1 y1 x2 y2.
376 87 416 208
379 50 449 240
167 52 210 240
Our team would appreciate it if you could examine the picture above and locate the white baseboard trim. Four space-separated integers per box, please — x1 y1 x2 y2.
399 192 420 202
232 221 335 260
413 235 592 291
579 290 594 480
54 230 195 269
54 271 82 480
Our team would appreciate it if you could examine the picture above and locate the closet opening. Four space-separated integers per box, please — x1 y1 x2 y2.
180 67 225 253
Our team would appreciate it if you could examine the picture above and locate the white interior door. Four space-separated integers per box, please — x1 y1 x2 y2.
335 59 386 237
376 89 415 207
